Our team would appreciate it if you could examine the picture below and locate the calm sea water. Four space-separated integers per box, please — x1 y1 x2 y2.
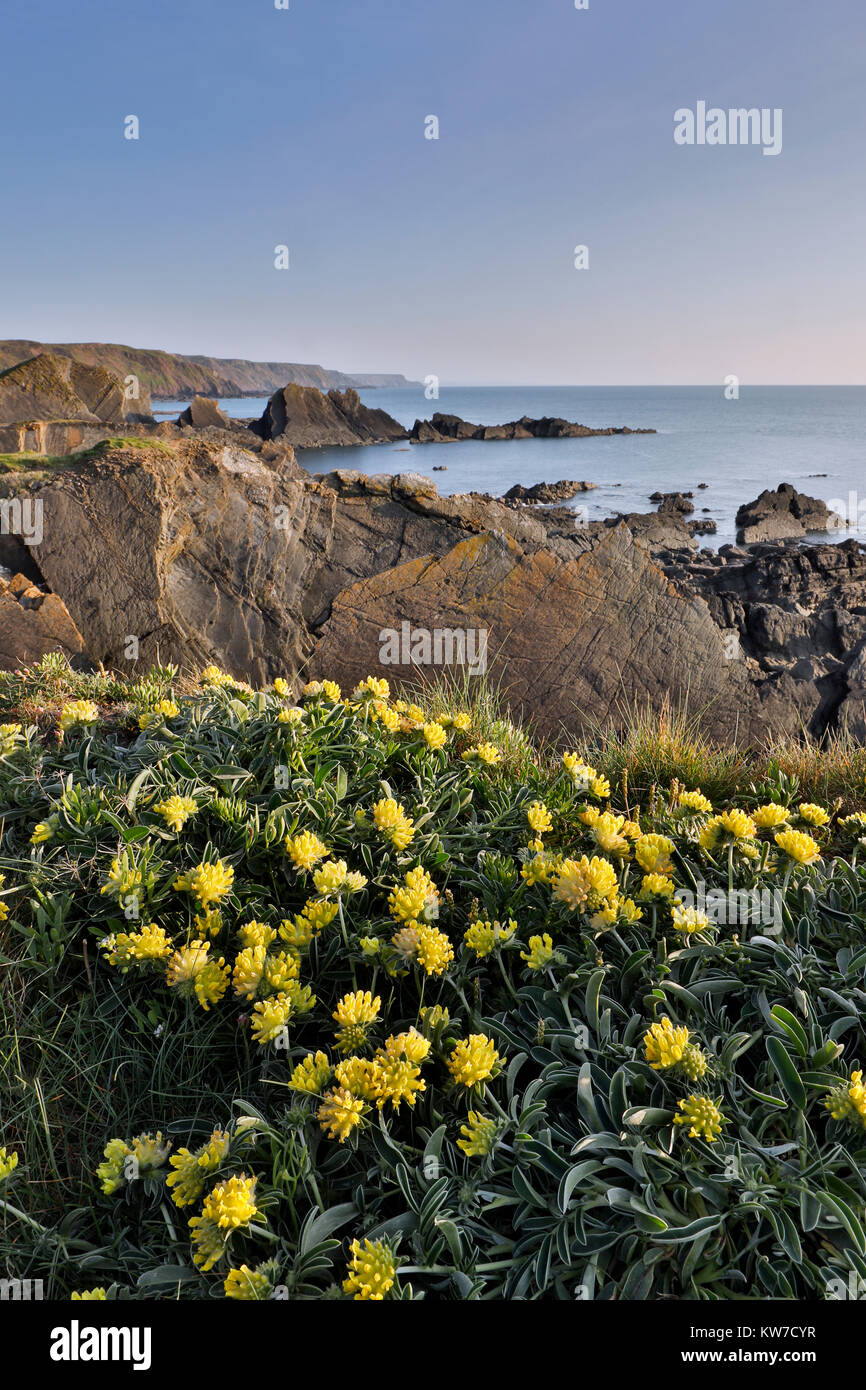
153 386 866 548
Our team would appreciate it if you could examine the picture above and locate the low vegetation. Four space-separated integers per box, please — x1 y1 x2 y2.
1 656 865 1301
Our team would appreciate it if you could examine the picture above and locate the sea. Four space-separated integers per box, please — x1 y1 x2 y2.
152 386 866 549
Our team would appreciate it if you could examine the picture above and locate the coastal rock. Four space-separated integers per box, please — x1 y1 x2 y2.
651 491 695 515
1 436 862 746
503 479 595 505
0 352 153 426
409 412 656 444
736 483 844 544
251 385 408 447
0 570 85 667
177 396 234 430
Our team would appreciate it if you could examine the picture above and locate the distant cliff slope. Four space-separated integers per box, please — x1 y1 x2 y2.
0 341 418 400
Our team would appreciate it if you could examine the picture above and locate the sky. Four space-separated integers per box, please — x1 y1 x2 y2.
2 0 865 384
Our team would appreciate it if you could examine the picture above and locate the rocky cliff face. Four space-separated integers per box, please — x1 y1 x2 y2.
0 352 153 426
2 435 863 745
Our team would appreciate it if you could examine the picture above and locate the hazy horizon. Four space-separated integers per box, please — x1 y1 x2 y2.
4 0 865 385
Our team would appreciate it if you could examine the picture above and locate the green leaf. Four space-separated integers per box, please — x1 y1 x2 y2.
766 1036 806 1109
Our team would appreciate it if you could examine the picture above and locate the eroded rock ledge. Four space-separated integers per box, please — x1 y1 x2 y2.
1 437 863 745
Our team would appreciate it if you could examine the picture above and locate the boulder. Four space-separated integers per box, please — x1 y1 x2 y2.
736 483 844 544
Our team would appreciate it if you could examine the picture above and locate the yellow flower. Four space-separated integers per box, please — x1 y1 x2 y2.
166 1129 230 1207
473 742 501 766
423 722 447 750
188 1215 226 1271
343 1238 398 1300
335 1056 384 1102
388 864 439 923
753 803 790 829
224 1264 274 1300
173 859 234 907
590 774 611 799
296 899 340 933
677 789 713 814
201 664 234 687
638 873 676 900
553 855 618 912
375 1055 426 1111
527 801 553 835
139 698 180 729
562 753 592 787
591 811 630 856
635 833 675 876
318 1086 366 1142
0 723 22 756
521 933 556 971
775 829 821 865
700 810 756 851
96 1137 131 1194
674 1095 726 1143
167 940 229 1010
289 1051 333 1094
278 916 315 951
414 923 454 976
372 797 416 851
825 1070 866 1131
237 920 276 949
334 990 381 1052
457 1111 498 1159
104 923 172 968
447 1034 502 1088
313 859 348 896
202 1173 258 1230
452 712 471 731
644 1017 690 1069
250 984 315 1046
0 1147 19 1182
382 1029 430 1066
373 700 400 732
285 831 329 871
59 699 99 733
352 676 390 701
671 902 711 935
30 817 57 844
272 677 290 697
71 1289 107 1301
278 707 304 724
798 802 830 827
463 918 516 958
154 795 198 831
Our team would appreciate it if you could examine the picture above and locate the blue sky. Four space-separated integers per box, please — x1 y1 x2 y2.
2 0 865 383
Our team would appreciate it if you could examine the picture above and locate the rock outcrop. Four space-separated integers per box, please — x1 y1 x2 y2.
409 412 655 443
0 570 85 668
251 385 408 447
0 352 153 426
0 436 861 745
736 483 844 544
177 396 235 430
503 480 595 505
